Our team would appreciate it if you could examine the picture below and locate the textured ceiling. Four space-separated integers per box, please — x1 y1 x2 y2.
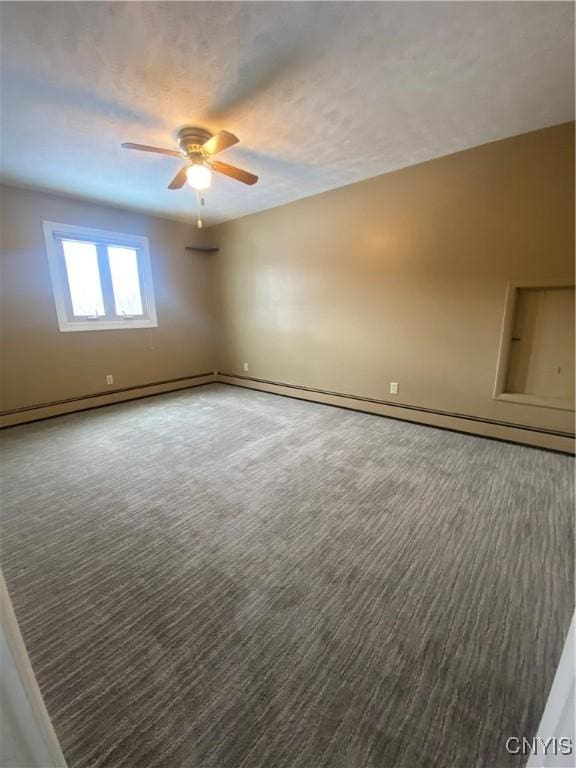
1 2 574 226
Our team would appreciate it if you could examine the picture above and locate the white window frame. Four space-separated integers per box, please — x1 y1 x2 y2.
43 221 158 332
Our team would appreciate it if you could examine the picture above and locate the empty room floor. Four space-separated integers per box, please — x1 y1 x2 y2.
1 384 573 768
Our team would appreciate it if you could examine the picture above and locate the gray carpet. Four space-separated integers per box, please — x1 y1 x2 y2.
0 383 573 768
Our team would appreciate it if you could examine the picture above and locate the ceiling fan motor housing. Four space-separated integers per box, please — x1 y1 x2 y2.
177 127 213 158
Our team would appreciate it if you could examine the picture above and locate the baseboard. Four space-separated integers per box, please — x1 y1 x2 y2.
0 571 68 766
0 373 216 428
3 372 573 453
217 373 575 454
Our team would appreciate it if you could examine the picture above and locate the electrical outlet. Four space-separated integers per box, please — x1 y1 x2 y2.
106 374 114 386
389 382 399 395
243 362 249 372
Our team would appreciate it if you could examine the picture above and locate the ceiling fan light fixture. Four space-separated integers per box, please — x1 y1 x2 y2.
186 163 212 191
122 128 258 188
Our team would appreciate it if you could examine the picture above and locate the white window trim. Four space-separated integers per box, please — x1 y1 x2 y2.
43 220 158 332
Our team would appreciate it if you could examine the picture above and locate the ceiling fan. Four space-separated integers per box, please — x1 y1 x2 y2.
121 126 258 191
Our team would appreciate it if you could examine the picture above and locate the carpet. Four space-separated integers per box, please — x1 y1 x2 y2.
0 383 573 768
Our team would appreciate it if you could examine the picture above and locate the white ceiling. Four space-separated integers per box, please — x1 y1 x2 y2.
1 2 574 226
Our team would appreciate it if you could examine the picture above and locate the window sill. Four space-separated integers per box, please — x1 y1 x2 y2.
494 392 574 412
58 319 158 332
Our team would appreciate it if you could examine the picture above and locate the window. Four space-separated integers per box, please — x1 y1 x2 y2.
43 221 157 332
493 281 574 411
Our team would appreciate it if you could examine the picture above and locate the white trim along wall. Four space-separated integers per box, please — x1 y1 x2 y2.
0 571 68 767
526 614 575 768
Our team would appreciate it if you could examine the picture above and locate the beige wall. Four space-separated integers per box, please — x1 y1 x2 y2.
212 123 575 443
0 185 215 413
2 125 574 448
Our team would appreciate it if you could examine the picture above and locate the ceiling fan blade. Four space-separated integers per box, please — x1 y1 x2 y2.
122 142 182 158
168 166 189 190
211 160 258 186
202 130 239 155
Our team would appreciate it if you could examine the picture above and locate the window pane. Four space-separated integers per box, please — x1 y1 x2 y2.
61 239 105 317
108 246 144 316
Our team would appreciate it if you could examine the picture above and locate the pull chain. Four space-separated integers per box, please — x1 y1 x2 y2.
196 190 204 229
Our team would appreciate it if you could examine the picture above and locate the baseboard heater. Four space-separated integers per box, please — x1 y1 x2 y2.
0 372 214 424
2 372 573 451
217 372 575 443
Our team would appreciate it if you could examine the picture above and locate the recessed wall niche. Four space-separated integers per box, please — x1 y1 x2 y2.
494 283 575 411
